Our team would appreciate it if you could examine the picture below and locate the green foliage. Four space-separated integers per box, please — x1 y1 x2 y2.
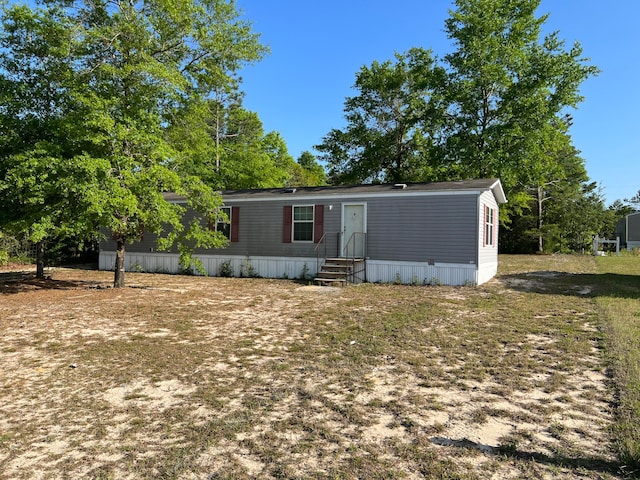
316 0 599 252
0 3 97 276
501 122 608 253
170 91 303 190
317 48 446 184
289 151 327 187
218 260 234 277
442 0 597 190
300 262 310 281
0 250 8 266
240 256 258 278
0 232 18 254
1 0 268 286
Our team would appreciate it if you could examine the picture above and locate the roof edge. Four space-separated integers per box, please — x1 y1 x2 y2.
163 178 509 203
488 179 508 204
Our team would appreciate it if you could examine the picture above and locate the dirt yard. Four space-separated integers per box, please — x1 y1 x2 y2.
0 258 623 479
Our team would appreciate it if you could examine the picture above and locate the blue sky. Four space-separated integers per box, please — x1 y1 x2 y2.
236 0 640 205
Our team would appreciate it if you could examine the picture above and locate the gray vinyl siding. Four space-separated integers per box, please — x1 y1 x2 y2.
101 192 482 264
628 213 640 242
193 199 339 258
365 195 477 263
99 230 159 255
221 193 479 264
101 200 341 258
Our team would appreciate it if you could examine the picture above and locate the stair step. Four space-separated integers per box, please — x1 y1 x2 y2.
314 277 347 286
325 257 364 263
316 271 348 278
322 264 352 272
315 258 365 287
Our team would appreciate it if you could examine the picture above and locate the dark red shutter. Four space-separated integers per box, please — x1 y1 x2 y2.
283 205 292 243
313 204 324 243
230 206 240 242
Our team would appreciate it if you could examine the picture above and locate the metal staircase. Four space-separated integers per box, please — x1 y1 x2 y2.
314 257 366 286
314 230 367 286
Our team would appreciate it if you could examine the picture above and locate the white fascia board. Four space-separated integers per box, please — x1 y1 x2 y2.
169 185 507 205
489 179 508 204
214 189 487 204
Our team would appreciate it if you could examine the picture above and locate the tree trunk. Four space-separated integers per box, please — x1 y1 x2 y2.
36 240 45 279
114 237 126 288
537 185 544 253
215 101 221 173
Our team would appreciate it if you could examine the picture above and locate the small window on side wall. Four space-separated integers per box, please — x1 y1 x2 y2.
484 205 495 246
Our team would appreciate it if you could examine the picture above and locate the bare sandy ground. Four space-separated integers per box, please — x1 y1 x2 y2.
0 266 621 479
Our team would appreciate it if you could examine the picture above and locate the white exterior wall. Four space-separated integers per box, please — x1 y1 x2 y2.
476 190 499 285
99 251 481 285
99 251 320 280
366 260 477 286
476 261 498 285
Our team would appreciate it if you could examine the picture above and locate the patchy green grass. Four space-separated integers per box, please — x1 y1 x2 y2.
593 255 640 472
0 258 632 479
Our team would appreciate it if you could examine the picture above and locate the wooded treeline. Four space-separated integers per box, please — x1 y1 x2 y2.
0 0 635 287
0 0 323 286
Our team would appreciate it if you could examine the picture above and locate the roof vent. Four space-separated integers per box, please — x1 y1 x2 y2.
393 183 408 189
284 188 297 194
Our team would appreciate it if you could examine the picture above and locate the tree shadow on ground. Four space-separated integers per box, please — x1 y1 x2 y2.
0 271 108 294
430 436 628 477
497 271 640 300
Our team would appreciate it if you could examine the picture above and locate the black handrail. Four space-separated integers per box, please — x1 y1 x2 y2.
314 231 327 276
315 231 367 284
343 232 367 283
343 231 366 259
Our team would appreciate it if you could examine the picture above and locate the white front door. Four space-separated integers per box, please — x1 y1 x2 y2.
342 203 366 257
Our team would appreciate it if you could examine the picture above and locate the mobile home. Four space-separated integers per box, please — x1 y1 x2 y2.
99 178 507 286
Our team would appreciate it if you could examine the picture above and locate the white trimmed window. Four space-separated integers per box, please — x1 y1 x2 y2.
484 205 495 246
293 205 314 242
216 206 231 239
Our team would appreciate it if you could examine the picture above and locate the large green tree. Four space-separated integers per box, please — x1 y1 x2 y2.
1 0 268 287
316 48 446 184
441 0 598 207
525 119 582 252
0 3 98 278
500 126 605 253
216 109 294 189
